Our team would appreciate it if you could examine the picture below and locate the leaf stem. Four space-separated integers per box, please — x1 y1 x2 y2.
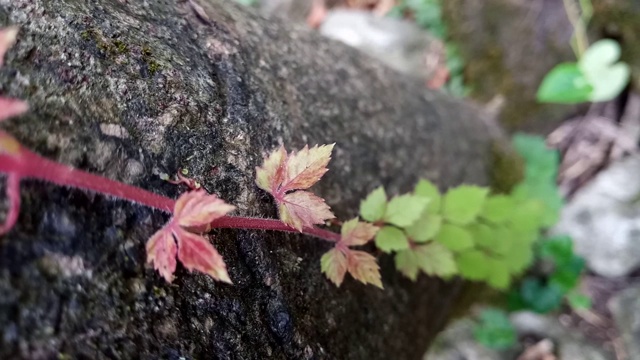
0 145 341 243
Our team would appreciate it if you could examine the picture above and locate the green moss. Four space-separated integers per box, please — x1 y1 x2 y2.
141 45 162 75
79 28 129 57
488 139 524 194
113 40 129 54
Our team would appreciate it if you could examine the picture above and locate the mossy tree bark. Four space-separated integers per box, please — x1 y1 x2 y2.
0 0 504 359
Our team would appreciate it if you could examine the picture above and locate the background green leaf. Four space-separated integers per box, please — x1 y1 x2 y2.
536 62 592 103
474 308 517 350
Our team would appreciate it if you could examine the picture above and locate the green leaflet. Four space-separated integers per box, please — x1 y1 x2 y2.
481 195 514 224
456 250 489 280
435 223 474 252
360 186 387 222
416 242 457 277
414 179 441 213
384 194 429 227
375 226 409 252
395 242 457 280
486 258 511 290
442 185 489 225
405 212 442 242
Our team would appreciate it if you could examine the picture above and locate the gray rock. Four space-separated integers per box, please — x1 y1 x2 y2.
609 286 640 359
0 0 503 358
259 0 314 23
320 9 441 80
511 312 614 360
552 156 640 277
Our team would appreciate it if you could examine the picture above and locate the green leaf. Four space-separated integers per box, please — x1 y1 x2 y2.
383 194 429 227
481 195 514 224
550 255 585 291
468 224 512 256
375 226 410 253
511 183 562 227
567 292 592 310
435 224 474 252
581 39 621 69
504 241 534 275
509 199 545 235
536 62 592 104
396 242 458 279
395 249 420 281
486 258 511 290
519 277 564 313
360 186 387 222
456 250 489 280
405 212 442 242
414 179 441 213
416 242 458 277
442 185 489 225
539 235 574 265
513 134 559 177
492 226 514 256
473 308 517 350
579 39 630 102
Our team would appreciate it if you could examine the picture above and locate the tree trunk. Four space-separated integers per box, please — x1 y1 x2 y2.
0 0 505 359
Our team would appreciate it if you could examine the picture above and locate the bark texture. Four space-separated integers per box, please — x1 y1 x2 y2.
0 0 502 359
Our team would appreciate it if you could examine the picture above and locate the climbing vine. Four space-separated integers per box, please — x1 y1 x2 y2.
0 26 569 294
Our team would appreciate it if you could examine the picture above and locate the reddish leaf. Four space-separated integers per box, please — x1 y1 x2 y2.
145 226 178 283
321 247 348 287
279 191 335 231
174 190 235 229
0 173 20 235
281 144 334 191
0 131 20 155
347 250 383 289
0 27 28 123
255 145 286 193
340 218 379 246
0 98 28 123
175 228 231 283
0 27 18 67
255 144 336 231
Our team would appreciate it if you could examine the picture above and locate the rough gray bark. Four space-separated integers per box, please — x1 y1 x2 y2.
0 0 502 359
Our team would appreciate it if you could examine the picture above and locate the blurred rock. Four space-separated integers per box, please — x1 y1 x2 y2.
424 318 515 360
511 312 614 360
552 155 640 278
609 286 640 359
258 0 314 23
443 0 576 133
319 9 441 81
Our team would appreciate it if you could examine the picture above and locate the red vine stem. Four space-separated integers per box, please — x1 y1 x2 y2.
0 145 341 243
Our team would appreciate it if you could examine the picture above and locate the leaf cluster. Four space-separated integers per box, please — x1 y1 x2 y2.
359 174 551 290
